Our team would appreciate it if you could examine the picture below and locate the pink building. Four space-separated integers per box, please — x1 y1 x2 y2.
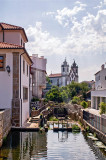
0 23 32 127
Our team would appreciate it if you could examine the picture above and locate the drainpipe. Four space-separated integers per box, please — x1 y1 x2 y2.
20 52 25 127
29 64 33 117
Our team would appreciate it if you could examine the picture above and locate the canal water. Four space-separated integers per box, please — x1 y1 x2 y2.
0 130 105 160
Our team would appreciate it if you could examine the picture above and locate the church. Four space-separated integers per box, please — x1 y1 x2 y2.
49 59 79 87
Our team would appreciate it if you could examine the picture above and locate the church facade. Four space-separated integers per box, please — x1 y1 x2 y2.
49 59 78 87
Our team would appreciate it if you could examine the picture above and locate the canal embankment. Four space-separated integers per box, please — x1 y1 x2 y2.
0 108 11 147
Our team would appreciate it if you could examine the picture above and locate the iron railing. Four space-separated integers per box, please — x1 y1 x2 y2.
83 110 106 134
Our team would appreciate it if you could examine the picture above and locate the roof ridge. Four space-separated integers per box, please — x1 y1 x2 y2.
0 22 23 29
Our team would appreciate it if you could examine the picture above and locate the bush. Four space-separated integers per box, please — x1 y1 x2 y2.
31 97 39 102
49 116 58 121
72 124 80 131
80 101 88 108
99 102 106 115
71 96 80 104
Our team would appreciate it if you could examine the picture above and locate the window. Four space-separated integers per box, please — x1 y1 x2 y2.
105 76 106 80
27 64 28 76
23 87 28 100
0 54 6 71
63 67 65 72
23 43 25 47
23 60 25 73
0 56 4 68
57 79 59 86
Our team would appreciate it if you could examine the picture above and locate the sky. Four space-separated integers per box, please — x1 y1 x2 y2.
0 0 106 82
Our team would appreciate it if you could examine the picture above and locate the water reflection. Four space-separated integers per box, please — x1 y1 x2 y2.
0 130 105 160
0 131 47 160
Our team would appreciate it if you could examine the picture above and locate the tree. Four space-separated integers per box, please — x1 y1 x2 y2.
46 86 63 103
80 101 88 108
45 82 90 103
99 102 106 115
71 96 80 104
46 76 51 84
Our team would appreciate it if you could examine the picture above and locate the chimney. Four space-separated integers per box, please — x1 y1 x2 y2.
101 64 105 70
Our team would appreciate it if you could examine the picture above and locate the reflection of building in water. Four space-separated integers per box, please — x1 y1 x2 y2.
0 132 47 160
58 131 68 142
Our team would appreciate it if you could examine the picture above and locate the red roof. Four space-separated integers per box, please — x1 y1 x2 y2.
0 42 23 49
0 23 23 30
0 42 33 64
0 22 28 42
49 73 62 78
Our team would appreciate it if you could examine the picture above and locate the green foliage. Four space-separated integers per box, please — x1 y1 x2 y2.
71 96 80 104
31 97 39 102
86 126 90 132
94 132 96 138
99 102 106 115
45 81 89 103
46 76 51 84
46 86 63 103
80 101 88 108
72 124 80 131
49 116 58 121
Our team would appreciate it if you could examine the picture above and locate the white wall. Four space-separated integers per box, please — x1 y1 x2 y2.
31 55 47 71
91 90 106 97
62 76 66 86
0 53 13 109
21 55 30 126
50 77 62 87
95 68 106 90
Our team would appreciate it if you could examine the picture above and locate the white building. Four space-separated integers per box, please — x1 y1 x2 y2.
30 54 47 98
49 59 78 87
0 22 32 127
91 64 106 110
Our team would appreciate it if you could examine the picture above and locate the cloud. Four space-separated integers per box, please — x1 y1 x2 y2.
94 2 103 9
26 22 61 56
104 0 106 5
43 11 55 17
26 9 106 57
55 3 87 26
79 65 100 81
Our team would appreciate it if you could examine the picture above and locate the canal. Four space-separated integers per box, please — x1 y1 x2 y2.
0 130 105 160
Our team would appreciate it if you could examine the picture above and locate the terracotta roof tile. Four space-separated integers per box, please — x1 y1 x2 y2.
0 42 23 49
49 73 62 78
0 22 28 42
0 23 23 30
0 42 33 64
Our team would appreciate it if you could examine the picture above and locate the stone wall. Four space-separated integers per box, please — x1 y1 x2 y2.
12 53 20 127
0 109 11 147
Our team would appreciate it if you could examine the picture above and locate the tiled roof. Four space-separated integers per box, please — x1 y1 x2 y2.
0 42 23 49
49 73 62 78
0 22 28 42
0 23 23 30
0 42 33 64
